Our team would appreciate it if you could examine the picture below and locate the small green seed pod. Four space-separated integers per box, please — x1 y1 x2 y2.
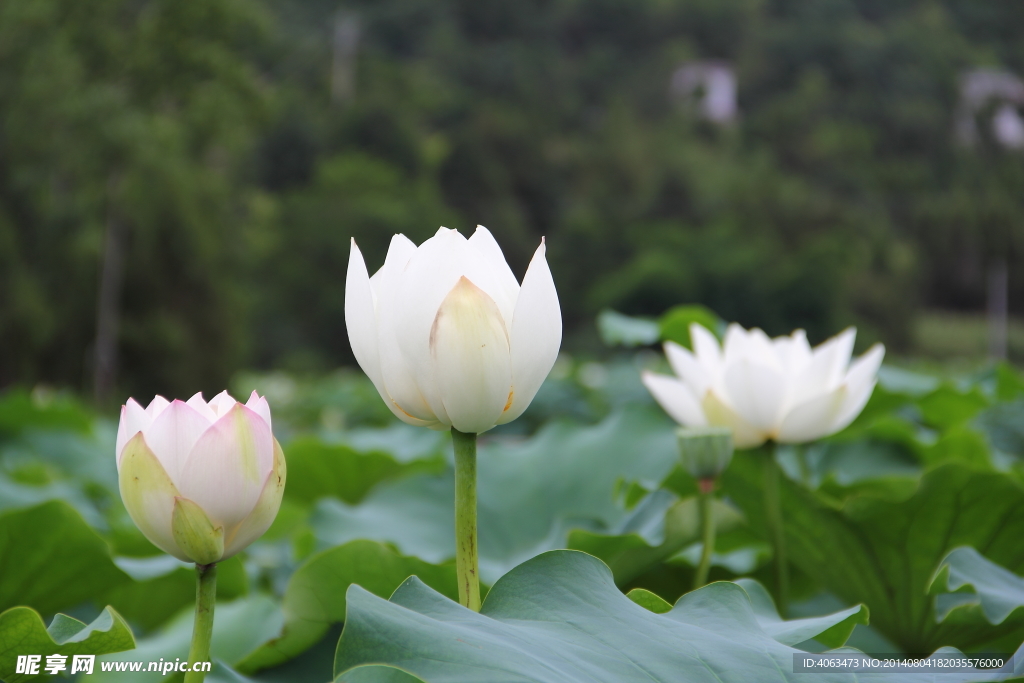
677 426 734 482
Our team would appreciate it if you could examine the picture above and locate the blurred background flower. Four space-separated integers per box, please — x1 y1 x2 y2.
642 324 885 448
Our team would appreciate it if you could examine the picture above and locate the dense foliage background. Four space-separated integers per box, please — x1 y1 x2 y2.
3 0 1024 400
3 340 1024 681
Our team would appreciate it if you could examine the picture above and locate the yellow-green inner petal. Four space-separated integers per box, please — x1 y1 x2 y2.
171 496 225 565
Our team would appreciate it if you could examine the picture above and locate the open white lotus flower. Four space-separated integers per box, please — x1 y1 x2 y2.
115 391 285 564
642 324 885 449
346 226 562 434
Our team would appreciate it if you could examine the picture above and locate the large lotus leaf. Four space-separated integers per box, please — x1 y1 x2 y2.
974 398 1024 461
721 456 1024 652
658 304 723 348
333 550 1016 683
0 605 135 682
0 389 93 437
92 596 283 683
0 422 119 526
4 421 118 490
732 578 867 648
915 385 990 431
0 470 108 527
313 407 679 583
0 501 129 615
283 437 444 506
929 547 1024 629
236 540 458 674
597 309 660 347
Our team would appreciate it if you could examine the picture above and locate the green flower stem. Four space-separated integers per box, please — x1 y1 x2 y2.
184 562 217 683
693 478 716 589
452 428 481 611
763 449 788 614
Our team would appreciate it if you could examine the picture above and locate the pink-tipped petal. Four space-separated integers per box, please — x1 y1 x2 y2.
186 392 218 423
140 400 214 486
499 239 562 425
144 395 171 419
178 404 275 532
642 372 707 427
245 391 273 432
116 398 149 466
209 390 238 417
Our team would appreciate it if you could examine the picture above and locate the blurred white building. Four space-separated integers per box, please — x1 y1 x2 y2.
956 68 1024 150
669 61 737 123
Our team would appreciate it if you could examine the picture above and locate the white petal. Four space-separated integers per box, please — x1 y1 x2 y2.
431 277 512 434
722 360 786 432
178 404 275 531
186 392 218 423
724 324 780 371
776 386 848 443
390 228 472 424
831 343 885 431
116 398 149 466
689 323 722 373
641 372 707 427
498 239 562 425
140 400 213 486
346 239 386 392
209 390 238 417
664 341 711 397
245 391 273 432
372 234 441 425
369 233 418 292
721 323 749 365
789 327 856 407
773 329 812 375
466 226 520 327
702 389 766 449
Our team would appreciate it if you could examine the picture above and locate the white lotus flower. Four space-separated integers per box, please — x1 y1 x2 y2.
346 226 562 434
115 391 286 564
642 324 884 449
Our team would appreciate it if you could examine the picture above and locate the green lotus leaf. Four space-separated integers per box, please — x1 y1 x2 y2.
0 501 129 615
236 540 458 674
0 605 135 682
721 457 1024 652
333 550 1017 683
929 547 1024 628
